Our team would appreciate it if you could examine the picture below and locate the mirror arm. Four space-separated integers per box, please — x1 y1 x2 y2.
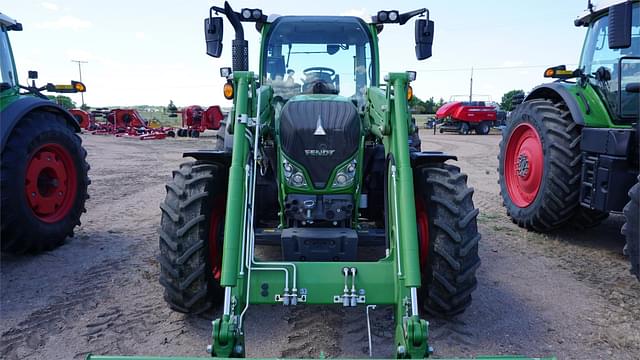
210 2 243 41
18 84 48 99
226 2 244 41
399 8 427 25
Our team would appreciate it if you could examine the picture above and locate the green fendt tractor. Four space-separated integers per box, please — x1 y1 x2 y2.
0 13 90 254
498 0 639 280
154 3 482 357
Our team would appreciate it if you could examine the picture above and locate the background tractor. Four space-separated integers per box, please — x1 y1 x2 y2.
154 2 487 358
498 0 639 280
0 13 90 254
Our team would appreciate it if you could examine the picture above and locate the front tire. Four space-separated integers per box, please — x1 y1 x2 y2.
159 161 227 313
1 111 90 253
622 177 639 281
414 163 481 317
498 99 582 232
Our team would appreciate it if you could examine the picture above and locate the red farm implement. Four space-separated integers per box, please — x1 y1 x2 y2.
176 105 224 137
90 108 176 140
69 108 97 130
436 101 497 135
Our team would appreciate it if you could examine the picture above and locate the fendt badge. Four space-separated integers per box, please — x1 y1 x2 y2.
305 142 335 157
305 149 336 156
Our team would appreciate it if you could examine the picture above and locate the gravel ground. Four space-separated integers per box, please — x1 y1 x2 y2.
1 130 638 359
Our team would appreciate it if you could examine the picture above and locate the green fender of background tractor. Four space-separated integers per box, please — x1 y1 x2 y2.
0 95 82 152
524 81 630 129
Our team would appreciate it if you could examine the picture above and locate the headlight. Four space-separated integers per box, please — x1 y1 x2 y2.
283 159 307 188
332 159 357 188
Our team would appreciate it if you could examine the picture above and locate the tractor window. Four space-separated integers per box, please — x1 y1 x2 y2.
262 17 375 102
0 27 16 88
579 3 640 120
580 6 640 74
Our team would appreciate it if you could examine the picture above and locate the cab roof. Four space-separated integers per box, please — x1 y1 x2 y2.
575 0 637 26
0 12 18 27
266 16 371 45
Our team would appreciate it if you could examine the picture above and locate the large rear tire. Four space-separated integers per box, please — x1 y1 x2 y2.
159 161 227 313
622 177 639 281
213 115 234 152
414 163 481 317
498 99 582 232
1 111 90 253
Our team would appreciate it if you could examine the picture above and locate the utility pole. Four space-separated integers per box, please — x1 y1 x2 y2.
469 67 473 102
71 60 88 107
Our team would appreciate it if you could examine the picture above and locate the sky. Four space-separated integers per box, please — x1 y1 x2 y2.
3 0 590 108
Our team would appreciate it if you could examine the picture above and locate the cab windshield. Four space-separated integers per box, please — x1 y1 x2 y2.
579 3 640 120
0 26 17 89
262 17 375 102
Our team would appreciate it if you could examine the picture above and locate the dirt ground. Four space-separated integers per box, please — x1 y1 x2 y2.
1 130 639 360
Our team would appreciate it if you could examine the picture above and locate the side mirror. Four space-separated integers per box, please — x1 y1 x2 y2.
205 17 224 57
415 19 434 60
608 1 632 49
28 70 38 80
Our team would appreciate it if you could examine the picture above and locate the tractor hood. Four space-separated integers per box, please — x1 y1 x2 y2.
279 96 360 189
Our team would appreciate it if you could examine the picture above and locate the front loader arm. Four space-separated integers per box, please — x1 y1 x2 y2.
367 72 428 357
367 72 422 286
214 71 257 357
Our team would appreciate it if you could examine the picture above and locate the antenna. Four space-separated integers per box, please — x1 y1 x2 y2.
71 59 88 107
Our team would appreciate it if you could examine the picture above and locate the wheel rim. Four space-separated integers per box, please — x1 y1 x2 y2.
504 123 543 207
24 143 78 223
415 198 430 267
208 195 226 281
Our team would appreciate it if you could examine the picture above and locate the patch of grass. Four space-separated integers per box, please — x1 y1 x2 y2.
138 111 182 127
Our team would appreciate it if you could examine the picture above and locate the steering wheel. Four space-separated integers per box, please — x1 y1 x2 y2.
303 67 336 76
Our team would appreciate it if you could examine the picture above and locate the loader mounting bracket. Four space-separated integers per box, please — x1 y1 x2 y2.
212 315 244 357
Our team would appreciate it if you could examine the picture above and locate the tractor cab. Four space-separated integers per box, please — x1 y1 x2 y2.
0 14 19 97
577 0 640 123
262 16 375 104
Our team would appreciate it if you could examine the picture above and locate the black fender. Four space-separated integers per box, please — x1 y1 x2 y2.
1 97 81 152
523 83 585 125
410 151 457 168
183 150 232 167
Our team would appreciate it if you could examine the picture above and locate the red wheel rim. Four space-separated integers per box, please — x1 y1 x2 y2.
504 123 544 207
415 198 430 267
208 195 226 281
24 143 78 223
